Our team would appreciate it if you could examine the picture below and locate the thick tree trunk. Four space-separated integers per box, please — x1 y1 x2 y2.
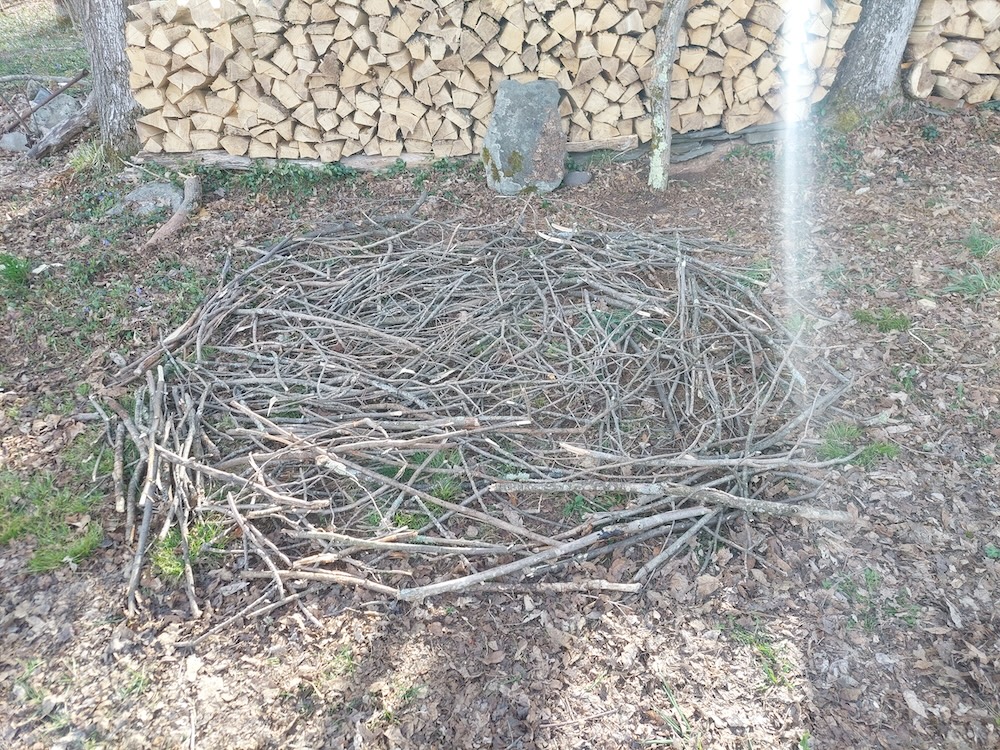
829 0 921 114
647 1 686 191
64 0 139 157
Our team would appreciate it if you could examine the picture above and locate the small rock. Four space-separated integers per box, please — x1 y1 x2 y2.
561 170 592 188
0 131 29 153
31 89 81 135
110 182 183 217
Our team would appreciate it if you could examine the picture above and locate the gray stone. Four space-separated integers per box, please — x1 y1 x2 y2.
110 182 184 217
482 80 565 196
0 131 29 153
561 170 592 188
30 88 82 135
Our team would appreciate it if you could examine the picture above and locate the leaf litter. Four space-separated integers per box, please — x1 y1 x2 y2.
1 106 1000 749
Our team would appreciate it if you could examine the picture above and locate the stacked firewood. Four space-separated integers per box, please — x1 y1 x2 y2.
125 0 861 159
671 0 861 133
905 0 1000 102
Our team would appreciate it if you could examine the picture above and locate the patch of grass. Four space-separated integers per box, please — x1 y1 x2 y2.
0 252 31 294
891 364 919 393
725 144 775 162
817 423 898 467
67 184 118 222
725 619 794 689
392 511 431 530
67 139 118 176
62 428 116 478
14 659 45 707
817 422 861 461
965 226 998 259
739 259 772 286
150 517 225 581
851 307 911 332
147 259 210 325
786 312 814 335
17 251 211 355
920 124 940 142
644 680 697 747
561 493 616 520
326 646 356 677
0 471 103 572
289 683 319 717
942 265 1000 298
400 684 424 702
119 668 151 699
0 2 88 77
820 262 850 291
824 568 919 630
429 474 461 503
855 442 900 468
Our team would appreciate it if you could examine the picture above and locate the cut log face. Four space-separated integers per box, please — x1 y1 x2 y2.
128 0 865 155
906 0 1000 102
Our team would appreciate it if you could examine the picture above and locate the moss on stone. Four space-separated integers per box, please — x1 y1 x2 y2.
481 146 501 183
507 149 523 176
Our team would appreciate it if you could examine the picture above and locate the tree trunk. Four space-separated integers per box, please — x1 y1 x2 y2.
64 0 139 157
829 0 921 115
647 1 686 191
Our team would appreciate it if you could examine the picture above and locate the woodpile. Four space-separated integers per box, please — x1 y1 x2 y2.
671 0 861 133
125 0 861 159
905 0 1000 102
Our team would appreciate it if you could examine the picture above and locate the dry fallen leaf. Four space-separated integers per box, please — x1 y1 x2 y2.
902 689 928 719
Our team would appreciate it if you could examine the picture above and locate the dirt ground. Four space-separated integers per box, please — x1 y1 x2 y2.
1 105 999 750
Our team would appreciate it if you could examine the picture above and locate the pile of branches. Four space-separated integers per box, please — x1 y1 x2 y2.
100 214 850 619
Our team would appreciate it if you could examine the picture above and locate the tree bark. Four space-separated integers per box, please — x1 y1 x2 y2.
63 0 139 157
647 0 686 191
829 0 921 115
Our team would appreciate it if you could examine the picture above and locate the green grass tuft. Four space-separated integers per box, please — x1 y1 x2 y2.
67 139 118 176
851 307 911 332
855 442 901 468
942 265 1000 298
0 252 31 292
151 517 225 581
965 226 998 259
817 423 899 467
817 422 861 461
725 619 794 688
